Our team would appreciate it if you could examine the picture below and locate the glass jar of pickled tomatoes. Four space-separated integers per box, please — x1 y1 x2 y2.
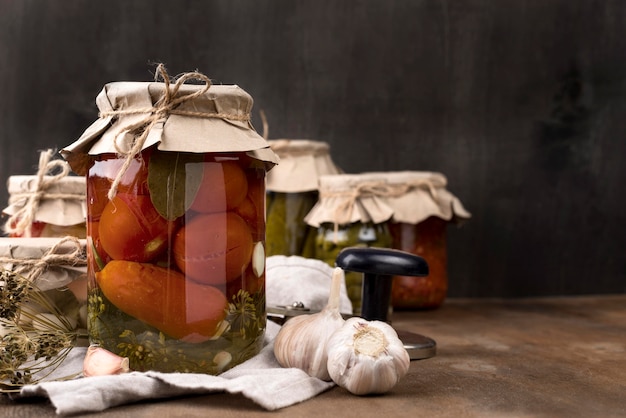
61 66 278 374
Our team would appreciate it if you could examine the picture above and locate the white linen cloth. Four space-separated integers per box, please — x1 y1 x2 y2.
18 256 347 415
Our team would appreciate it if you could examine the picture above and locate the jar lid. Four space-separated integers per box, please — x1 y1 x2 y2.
361 171 471 224
266 139 343 192
3 175 86 226
61 66 278 176
304 173 396 227
304 171 471 227
3 150 86 235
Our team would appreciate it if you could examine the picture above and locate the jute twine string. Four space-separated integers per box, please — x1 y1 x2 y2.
0 236 86 282
4 149 84 237
98 64 251 201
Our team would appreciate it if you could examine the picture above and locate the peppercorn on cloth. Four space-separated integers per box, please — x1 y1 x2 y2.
19 320 335 415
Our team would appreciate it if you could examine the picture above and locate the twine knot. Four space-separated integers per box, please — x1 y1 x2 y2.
4 149 80 237
0 236 86 283
99 64 248 200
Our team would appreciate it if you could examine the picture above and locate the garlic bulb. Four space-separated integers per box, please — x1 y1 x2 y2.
273 267 346 381
326 317 410 395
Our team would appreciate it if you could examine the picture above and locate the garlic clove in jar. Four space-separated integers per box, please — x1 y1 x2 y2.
83 346 130 377
273 267 346 381
326 317 410 395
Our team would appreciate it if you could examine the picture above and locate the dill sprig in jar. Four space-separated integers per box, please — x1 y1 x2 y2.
61 65 278 374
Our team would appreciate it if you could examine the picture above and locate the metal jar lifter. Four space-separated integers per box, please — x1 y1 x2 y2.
268 247 436 361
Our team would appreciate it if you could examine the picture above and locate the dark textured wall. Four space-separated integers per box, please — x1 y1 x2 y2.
1 0 624 297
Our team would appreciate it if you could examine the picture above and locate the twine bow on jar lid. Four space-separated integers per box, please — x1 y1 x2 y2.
60 63 277 193
3 149 86 237
361 171 471 225
0 236 86 285
304 174 397 229
97 64 253 200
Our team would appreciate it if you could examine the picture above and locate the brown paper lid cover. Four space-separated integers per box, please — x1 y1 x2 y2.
61 82 278 175
3 176 86 226
0 237 86 291
304 171 471 227
266 140 343 192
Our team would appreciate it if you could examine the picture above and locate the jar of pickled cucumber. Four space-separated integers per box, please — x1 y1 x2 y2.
305 173 395 315
266 140 342 258
3 149 86 238
362 171 471 310
61 65 278 374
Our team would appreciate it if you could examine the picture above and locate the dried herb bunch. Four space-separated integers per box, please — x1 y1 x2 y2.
0 268 84 392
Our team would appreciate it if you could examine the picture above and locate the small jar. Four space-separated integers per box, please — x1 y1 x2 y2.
3 150 86 238
314 221 392 314
266 140 342 258
363 171 470 310
305 174 395 315
61 67 278 374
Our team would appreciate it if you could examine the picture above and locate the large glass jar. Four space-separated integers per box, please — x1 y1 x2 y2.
266 140 342 258
62 67 277 374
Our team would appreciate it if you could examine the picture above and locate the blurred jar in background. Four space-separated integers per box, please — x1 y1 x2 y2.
2 149 86 238
364 171 471 310
305 173 395 315
266 139 342 258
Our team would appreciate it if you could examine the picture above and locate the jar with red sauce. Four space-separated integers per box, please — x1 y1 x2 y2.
61 66 278 374
363 171 470 310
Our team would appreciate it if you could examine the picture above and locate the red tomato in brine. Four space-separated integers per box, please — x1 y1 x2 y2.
189 161 248 213
173 212 253 286
98 193 171 262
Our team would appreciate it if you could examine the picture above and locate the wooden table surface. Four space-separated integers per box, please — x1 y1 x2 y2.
2 294 625 417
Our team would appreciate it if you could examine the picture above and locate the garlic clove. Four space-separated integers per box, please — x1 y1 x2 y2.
252 241 265 277
83 346 130 377
213 350 233 373
326 317 410 395
273 267 346 381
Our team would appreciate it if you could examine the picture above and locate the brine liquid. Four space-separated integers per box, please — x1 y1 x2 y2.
86 149 266 374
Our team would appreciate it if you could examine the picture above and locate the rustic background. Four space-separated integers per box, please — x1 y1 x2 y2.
0 0 624 298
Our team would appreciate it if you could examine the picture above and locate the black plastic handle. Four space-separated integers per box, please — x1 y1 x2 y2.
336 247 429 322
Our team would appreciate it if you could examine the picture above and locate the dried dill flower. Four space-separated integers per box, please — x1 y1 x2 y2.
0 268 84 392
0 269 33 321
226 289 264 340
